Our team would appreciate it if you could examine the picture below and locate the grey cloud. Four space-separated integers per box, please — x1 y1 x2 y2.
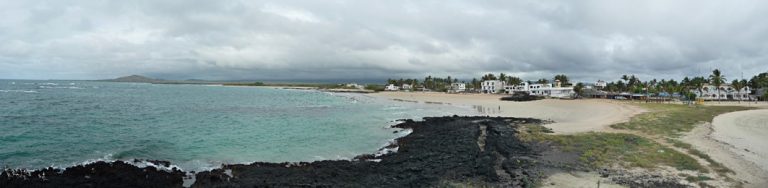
1 0 767 82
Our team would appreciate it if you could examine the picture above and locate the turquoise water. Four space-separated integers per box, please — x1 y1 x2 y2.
0 81 473 171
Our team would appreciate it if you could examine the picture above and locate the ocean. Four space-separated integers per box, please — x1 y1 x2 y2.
0 81 475 171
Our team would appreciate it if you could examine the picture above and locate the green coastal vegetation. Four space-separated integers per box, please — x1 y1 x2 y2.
520 125 705 172
520 103 755 186
611 104 753 136
608 104 753 177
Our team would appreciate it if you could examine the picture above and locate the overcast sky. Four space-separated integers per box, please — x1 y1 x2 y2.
1 0 767 82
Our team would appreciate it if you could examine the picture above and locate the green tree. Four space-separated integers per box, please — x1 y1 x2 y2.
709 69 726 101
554 74 570 86
617 81 626 92
731 79 745 102
749 72 768 89
387 79 397 85
574 83 585 97
481 73 497 81
365 84 385 92
424 76 433 90
506 76 523 86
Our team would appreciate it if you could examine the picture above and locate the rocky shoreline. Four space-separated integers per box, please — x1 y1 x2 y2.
1 116 694 187
193 116 552 187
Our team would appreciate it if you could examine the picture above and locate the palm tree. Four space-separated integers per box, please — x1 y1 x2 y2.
740 79 749 99
709 69 726 101
506 76 523 86
731 79 747 102
424 76 433 90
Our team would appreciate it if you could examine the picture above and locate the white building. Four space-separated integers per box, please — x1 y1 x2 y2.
385 84 400 91
344 83 364 89
481 80 505 94
505 82 575 98
691 84 751 100
401 84 413 90
595 80 607 89
450 83 466 93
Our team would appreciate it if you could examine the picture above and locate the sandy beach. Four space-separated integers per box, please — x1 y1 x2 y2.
682 121 768 188
370 91 768 187
369 92 646 134
702 101 768 108
680 109 768 187
712 109 768 171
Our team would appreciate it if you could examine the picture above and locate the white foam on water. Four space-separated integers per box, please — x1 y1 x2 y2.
374 146 399 157
0 90 38 93
383 106 407 110
298 105 331 108
37 86 84 89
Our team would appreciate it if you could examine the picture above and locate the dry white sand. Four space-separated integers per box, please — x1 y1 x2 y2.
680 109 768 188
712 110 768 170
702 101 768 108
541 172 625 188
711 109 768 187
369 92 645 134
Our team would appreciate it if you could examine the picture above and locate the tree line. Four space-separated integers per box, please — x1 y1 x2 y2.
383 70 768 100
385 73 573 91
596 69 768 100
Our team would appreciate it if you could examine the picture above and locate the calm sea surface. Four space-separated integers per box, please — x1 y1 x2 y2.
0 81 474 171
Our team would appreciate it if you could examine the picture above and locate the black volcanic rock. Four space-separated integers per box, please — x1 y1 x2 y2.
0 161 185 188
1 117 557 188
500 91 545 101
192 116 549 188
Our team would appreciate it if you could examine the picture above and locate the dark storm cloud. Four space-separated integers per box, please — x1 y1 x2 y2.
1 0 767 82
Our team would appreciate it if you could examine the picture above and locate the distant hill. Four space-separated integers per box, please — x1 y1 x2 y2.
104 75 163 83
